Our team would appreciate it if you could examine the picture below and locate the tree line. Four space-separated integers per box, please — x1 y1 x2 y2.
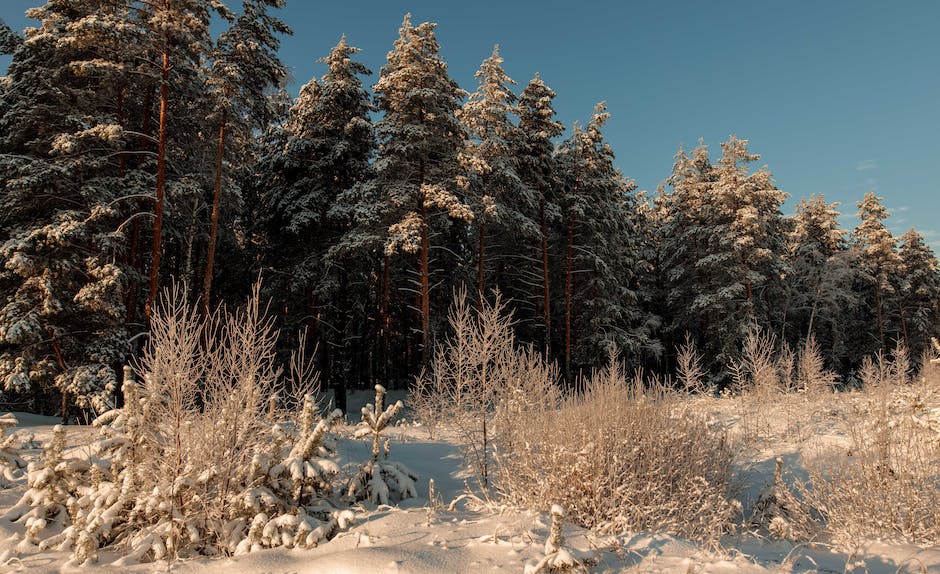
1 2 938 417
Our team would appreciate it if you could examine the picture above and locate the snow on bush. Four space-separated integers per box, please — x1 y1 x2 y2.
2 284 353 564
347 384 417 505
0 412 26 486
794 348 940 546
496 359 738 547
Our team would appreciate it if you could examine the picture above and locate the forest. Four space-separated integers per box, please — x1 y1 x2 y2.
1 0 939 420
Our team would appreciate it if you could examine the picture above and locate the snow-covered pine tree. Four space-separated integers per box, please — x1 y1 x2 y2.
140 0 226 317
262 35 374 405
203 0 290 313
0 413 25 487
663 136 788 382
784 195 858 368
0 0 147 416
656 142 715 370
513 74 564 355
347 384 417 505
895 229 940 360
459 45 535 316
852 191 901 354
556 104 653 380
372 14 471 367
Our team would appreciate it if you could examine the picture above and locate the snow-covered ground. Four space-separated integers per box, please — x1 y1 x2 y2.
1 388 938 573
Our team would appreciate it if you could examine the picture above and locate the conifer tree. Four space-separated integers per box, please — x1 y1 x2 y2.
513 74 564 354
895 229 940 360
263 35 374 403
556 104 652 380
203 0 290 313
459 45 533 312
785 195 857 367
852 191 901 352
370 14 471 367
0 0 148 415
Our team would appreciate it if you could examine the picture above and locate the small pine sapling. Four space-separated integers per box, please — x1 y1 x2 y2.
524 504 585 573
0 413 26 487
2 425 90 544
347 385 417 505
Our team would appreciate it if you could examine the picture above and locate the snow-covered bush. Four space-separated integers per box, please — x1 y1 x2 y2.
4 284 352 564
524 504 585 574
0 412 26 486
347 384 417 505
496 359 738 547
413 289 560 486
2 425 90 544
795 349 940 546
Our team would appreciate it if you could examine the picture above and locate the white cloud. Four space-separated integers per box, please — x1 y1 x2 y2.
856 159 878 171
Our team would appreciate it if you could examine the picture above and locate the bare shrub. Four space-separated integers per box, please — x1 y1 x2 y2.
675 334 707 394
796 335 838 396
495 357 738 547
412 288 560 487
794 348 940 546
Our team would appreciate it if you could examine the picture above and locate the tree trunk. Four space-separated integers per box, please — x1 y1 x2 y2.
382 254 391 387
875 284 885 350
49 330 69 424
477 222 485 309
420 200 430 365
565 216 574 384
418 158 430 366
147 36 170 318
540 199 551 357
202 111 227 315
898 301 910 351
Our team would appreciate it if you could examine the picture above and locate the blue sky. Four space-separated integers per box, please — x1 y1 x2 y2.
3 1 939 249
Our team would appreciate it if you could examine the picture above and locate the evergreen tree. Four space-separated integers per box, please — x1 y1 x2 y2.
658 142 716 358
513 74 564 355
203 0 290 313
0 0 144 416
371 14 471 368
262 35 374 403
661 136 787 381
895 229 940 360
852 191 901 352
785 195 857 369
556 104 652 380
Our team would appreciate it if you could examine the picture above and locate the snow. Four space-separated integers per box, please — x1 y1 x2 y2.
1 388 939 573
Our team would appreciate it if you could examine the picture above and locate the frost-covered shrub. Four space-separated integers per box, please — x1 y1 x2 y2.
347 384 417 505
413 289 560 486
496 360 738 547
524 504 585 574
5 285 352 564
794 352 940 546
0 412 26 487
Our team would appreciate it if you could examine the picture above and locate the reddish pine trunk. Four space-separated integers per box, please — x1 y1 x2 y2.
147 38 170 318
382 254 391 386
477 222 485 309
126 86 155 325
565 216 574 383
202 112 227 315
420 200 430 365
540 199 551 356
898 301 910 351
875 285 885 350
48 330 68 424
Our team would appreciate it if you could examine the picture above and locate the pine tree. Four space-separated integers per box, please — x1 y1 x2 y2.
895 229 940 360
658 142 716 359
556 104 652 380
262 35 374 404
785 195 857 367
371 14 471 367
852 191 901 352
513 74 564 355
459 45 533 312
0 0 144 416
661 136 787 381
141 0 225 317
203 0 290 313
